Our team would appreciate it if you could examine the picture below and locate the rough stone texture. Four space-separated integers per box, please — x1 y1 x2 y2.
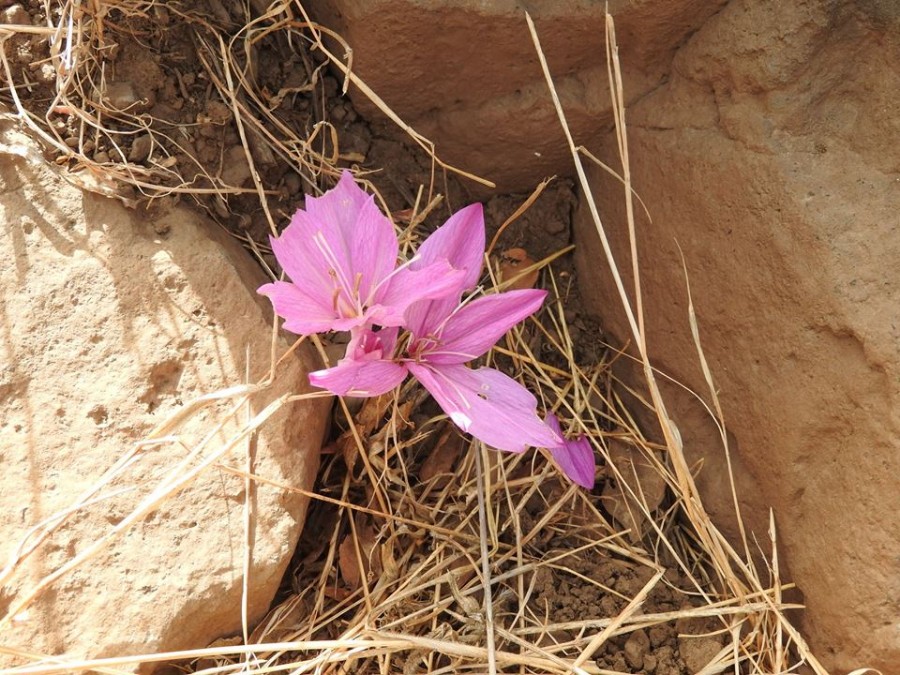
572 2 900 672
310 0 727 193
0 123 329 668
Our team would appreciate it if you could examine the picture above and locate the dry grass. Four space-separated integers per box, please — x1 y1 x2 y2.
0 2 853 674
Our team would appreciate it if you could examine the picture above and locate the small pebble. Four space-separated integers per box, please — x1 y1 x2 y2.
128 134 152 162
330 105 346 122
37 62 55 83
93 151 110 164
623 629 649 670
104 81 138 110
64 136 80 148
2 4 31 25
15 43 32 65
220 146 251 187
283 171 301 195
545 216 567 235
648 624 670 647
205 100 231 124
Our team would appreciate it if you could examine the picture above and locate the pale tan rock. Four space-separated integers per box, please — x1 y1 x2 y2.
600 437 667 542
573 2 900 671
310 0 726 192
0 123 329 669
675 613 724 673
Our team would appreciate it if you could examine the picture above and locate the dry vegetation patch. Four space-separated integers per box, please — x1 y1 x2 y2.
0 2 839 673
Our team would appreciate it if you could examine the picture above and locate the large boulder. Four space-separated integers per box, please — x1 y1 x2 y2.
573 1 900 671
310 0 726 192
0 123 329 668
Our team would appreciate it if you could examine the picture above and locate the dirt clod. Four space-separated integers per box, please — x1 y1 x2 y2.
624 628 650 669
128 134 153 163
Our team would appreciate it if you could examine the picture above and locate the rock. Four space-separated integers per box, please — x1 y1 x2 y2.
0 122 330 668
128 134 153 163
572 1 900 672
309 0 726 193
678 636 723 673
600 437 667 542
100 80 155 115
102 81 141 111
675 614 723 673
303 0 898 667
221 145 252 187
36 62 55 84
2 5 30 25
623 628 650 670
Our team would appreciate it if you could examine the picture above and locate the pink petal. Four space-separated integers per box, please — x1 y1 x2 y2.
346 326 399 361
258 281 342 335
273 172 404 329
426 289 548 364
545 414 596 489
270 211 342 303
408 363 560 453
415 203 486 289
544 411 564 439
309 358 407 397
305 172 398 300
373 260 468 327
303 171 369 240
405 203 486 337
348 194 400 300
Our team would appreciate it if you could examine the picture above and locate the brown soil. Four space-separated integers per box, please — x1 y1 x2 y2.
4 1 725 672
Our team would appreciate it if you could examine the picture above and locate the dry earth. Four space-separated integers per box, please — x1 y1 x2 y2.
3 0 898 672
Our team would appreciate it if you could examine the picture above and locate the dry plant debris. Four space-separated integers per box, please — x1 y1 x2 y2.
0 1 838 674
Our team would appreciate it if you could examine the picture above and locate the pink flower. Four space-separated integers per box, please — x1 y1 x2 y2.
544 413 596 489
316 326 407 397
310 204 561 453
258 171 466 335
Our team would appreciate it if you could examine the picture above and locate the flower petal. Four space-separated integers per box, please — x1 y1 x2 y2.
373 260 468 327
269 211 341 303
545 414 596 489
303 171 369 240
272 172 403 328
415 203 486 288
309 358 407 397
349 195 400 300
258 281 341 335
405 203 486 338
346 326 399 361
426 289 548 364
408 363 559 453
304 172 399 300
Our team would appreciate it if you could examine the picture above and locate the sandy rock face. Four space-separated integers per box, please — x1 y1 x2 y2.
573 2 900 672
309 0 726 193
0 125 329 667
